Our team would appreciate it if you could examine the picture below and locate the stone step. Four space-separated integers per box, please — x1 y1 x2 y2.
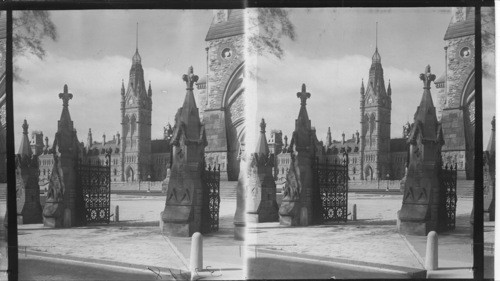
219 181 237 199
457 180 474 198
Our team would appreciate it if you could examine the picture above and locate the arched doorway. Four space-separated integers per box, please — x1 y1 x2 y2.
365 165 373 181
462 72 475 180
223 63 244 181
125 166 134 182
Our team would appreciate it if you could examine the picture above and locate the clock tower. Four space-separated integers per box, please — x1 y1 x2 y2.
359 37 392 180
120 30 152 182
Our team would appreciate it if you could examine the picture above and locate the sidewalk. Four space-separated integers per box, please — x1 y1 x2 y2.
17 190 244 280
248 194 474 279
403 213 473 279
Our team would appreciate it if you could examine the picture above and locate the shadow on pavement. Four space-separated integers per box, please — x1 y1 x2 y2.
247 256 410 279
19 257 174 281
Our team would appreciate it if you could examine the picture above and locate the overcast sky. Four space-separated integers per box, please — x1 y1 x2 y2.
14 10 212 149
255 8 496 148
13 8 496 150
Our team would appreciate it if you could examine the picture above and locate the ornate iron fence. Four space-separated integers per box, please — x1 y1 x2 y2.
312 155 349 224
77 154 111 224
438 163 457 232
202 163 220 233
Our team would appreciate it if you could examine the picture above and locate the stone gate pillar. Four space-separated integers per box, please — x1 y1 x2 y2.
43 85 81 228
16 120 43 224
398 66 445 236
279 84 315 226
484 116 495 221
161 67 207 237
247 119 279 223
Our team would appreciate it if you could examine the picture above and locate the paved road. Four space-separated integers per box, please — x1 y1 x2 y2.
247 255 410 279
19 256 176 281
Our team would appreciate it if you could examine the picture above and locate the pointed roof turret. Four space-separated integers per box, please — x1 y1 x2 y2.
170 66 206 147
121 79 125 96
58 84 74 131
296 83 311 127
326 127 332 146
372 48 381 64
148 81 152 97
360 79 365 96
255 118 269 155
486 116 495 154
412 65 438 139
18 119 33 156
387 80 392 96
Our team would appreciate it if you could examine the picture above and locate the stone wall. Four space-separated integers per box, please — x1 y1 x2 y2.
111 181 163 192
204 33 245 181
440 33 474 179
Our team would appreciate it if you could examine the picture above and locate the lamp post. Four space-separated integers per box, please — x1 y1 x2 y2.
147 174 151 193
386 173 390 191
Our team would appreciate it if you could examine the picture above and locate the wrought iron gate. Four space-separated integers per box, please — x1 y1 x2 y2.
313 156 349 223
77 154 111 224
202 164 220 233
439 163 457 231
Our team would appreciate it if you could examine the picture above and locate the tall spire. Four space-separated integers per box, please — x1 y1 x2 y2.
18 119 33 156
132 23 141 65
372 22 381 64
255 118 269 155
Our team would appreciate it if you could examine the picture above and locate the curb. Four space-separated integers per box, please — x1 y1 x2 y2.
253 248 427 279
400 234 426 268
20 250 190 278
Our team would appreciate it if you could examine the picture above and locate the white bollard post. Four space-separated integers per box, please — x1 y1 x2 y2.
63 208 71 227
352 204 357 221
114 205 119 222
425 231 438 270
300 207 308 226
190 232 203 278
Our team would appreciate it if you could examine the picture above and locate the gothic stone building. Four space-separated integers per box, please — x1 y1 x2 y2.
35 45 172 184
273 45 408 181
196 9 245 181
35 10 245 185
435 7 475 180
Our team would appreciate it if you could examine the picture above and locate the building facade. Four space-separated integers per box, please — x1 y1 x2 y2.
198 9 245 181
273 45 408 182
36 45 171 184
436 7 475 180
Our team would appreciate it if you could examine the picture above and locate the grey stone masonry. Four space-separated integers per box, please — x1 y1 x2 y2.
42 85 82 228
161 67 208 237
398 66 445 236
247 119 279 223
16 120 43 224
279 84 316 226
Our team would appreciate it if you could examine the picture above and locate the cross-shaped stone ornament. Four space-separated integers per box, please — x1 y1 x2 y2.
419 65 436 89
182 66 199 90
59 84 73 107
22 119 28 134
260 118 266 133
297 83 311 106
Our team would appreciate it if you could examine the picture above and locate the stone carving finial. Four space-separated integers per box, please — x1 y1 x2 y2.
297 83 311 106
419 65 436 89
260 118 266 134
59 84 73 107
22 119 28 135
182 66 199 90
